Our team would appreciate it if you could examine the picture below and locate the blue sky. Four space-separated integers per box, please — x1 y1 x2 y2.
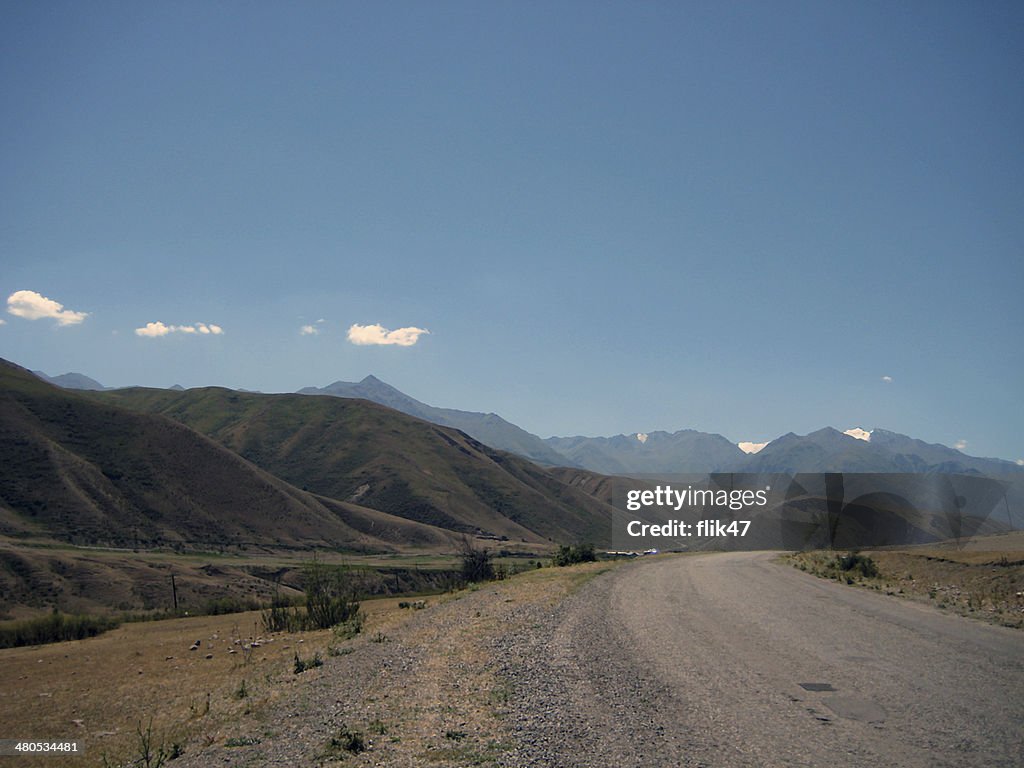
1 1 1021 461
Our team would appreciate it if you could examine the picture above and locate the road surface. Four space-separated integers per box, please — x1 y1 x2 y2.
500 552 1024 767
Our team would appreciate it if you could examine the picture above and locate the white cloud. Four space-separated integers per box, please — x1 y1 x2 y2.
738 441 768 454
636 432 648 444
6 290 89 326
954 439 968 451
135 321 224 338
1016 459 1024 467
844 428 872 442
0 318 5 325
300 324 318 336
135 322 172 337
347 323 429 347
881 375 893 383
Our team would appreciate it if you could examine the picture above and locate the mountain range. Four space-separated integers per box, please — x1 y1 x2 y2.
35 368 1024 487
3 359 619 556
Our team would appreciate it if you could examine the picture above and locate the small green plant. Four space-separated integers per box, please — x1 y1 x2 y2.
369 718 388 735
224 736 260 748
132 718 172 768
327 644 354 657
445 729 467 741
188 693 211 718
489 682 513 706
233 679 249 699
332 613 364 640
329 726 366 754
370 631 387 643
293 651 323 674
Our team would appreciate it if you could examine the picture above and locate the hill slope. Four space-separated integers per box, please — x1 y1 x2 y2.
92 385 615 545
299 376 571 467
0 360 457 552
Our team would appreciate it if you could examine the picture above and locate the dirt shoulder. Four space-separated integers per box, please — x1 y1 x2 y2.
786 533 1024 629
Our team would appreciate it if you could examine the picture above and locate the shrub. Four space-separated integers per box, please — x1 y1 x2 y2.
261 557 362 634
329 726 365 754
260 591 306 634
302 557 361 630
458 537 494 583
552 543 597 567
293 651 323 674
838 552 878 579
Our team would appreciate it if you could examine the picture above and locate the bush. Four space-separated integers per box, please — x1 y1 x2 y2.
260 591 306 633
552 543 597 567
329 726 365 754
0 610 120 649
838 552 878 579
261 557 361 634
459 537 494 583
293 651 323 674
302 557 360 630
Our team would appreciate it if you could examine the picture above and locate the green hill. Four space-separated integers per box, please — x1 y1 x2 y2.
0 359 457 553
90 384 615 545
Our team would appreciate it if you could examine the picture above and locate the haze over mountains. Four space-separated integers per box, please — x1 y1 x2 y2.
35 367 1024 482
32 370 107 391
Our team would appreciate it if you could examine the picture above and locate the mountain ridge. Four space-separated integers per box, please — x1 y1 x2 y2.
298 375 571 467
87 382 616 546
28 367 1023 477
0 359 459 553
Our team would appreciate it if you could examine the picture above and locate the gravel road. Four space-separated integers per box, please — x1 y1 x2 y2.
498 552 1024 768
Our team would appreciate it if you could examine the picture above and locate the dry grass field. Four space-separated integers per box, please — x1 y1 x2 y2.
0 535 548 624
0 596 409 767
0 560 614 767
788 531 1024 628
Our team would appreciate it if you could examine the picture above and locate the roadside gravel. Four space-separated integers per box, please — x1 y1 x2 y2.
493 560 699 768
170 562 619 767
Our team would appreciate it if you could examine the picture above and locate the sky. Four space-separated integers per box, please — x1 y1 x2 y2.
1 1 1022 461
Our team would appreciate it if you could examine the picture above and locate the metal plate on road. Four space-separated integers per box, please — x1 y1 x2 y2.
799 682 837 692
